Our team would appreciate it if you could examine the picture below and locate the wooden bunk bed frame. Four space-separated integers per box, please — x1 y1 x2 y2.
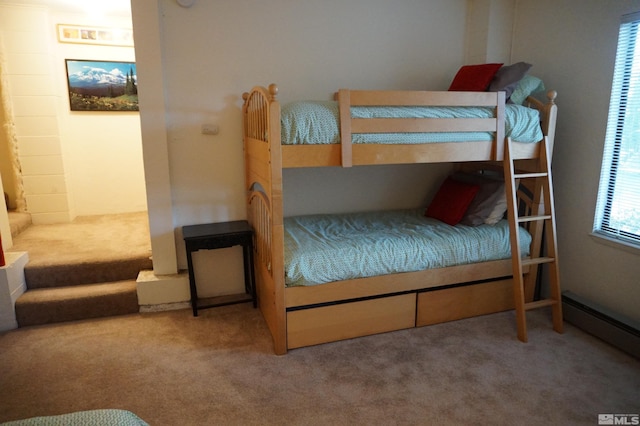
242 83 558 354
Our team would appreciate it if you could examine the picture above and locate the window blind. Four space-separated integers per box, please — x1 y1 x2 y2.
594 12 640 247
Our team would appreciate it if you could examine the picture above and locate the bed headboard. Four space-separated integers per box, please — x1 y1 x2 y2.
242 84 287 353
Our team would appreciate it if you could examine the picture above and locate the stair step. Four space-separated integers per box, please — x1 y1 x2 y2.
15 280 139 327
24 257 153 289
8 211 32 238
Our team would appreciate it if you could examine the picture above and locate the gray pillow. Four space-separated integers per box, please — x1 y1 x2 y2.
452 172 506 226
487 62 533 101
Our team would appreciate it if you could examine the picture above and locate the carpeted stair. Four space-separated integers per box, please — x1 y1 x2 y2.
15 280 140 326
8 211 32 238
9 212 152 327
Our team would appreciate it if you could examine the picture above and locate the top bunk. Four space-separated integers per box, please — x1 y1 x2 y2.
242 69 557 169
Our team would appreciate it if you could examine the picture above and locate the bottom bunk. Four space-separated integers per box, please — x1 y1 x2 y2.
249 170 542 354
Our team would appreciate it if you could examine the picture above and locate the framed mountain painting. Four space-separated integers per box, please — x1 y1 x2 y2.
65 59 138 111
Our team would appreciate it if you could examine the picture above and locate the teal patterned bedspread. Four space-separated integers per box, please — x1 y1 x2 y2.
280 101 543 145
283 209 531 287
1 409 149 426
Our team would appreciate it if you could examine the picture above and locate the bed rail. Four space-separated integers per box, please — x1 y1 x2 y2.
337 89 506 167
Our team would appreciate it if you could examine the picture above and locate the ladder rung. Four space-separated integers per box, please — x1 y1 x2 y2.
514 172 548 179
521 257 555 267
524 299 558 311
517 214 552 223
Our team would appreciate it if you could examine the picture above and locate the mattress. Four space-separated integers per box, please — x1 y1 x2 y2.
280 101 543 145
283 209 531 287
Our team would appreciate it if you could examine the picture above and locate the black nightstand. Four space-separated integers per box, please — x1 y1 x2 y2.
182 220 256 316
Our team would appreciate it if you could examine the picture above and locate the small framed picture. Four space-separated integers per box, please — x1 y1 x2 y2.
57 24 134 47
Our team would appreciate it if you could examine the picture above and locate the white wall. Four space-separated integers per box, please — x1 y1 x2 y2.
161 0 467 228
143 0 468 296
511 0 640 321
466 0 515 64
50 10 147 216
0 5 69 224
0 2 146 224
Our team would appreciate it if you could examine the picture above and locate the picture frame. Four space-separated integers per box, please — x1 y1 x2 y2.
65 59 138 112
57 24 134 47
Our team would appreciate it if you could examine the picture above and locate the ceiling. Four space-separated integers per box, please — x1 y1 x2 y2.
0 0 132 17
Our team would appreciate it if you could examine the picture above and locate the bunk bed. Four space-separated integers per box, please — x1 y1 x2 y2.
242 77 558 354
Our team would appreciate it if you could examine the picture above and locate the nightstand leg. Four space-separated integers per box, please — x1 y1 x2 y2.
186 250 199 316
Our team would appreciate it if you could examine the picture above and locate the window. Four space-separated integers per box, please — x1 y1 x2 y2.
594 12 640 248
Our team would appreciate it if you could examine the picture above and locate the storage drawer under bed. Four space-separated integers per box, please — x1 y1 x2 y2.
416 278 514 326
286 293 416 349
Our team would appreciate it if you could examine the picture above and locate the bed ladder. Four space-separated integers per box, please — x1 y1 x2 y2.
503 136 563 342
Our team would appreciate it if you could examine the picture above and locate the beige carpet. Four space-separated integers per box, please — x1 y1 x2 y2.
9 212 152 267
7 211 31 238
8 212 152 289
8 212 152 326
0 305 638 425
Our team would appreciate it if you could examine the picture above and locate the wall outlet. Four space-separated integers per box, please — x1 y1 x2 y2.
201 124 219 135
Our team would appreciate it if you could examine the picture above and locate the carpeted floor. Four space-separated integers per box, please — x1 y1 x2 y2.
7 212 153 326
8 211 152 290
8 212 152 268
0 305 638 425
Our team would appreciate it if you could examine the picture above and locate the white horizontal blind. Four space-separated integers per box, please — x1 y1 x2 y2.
594 12 640 247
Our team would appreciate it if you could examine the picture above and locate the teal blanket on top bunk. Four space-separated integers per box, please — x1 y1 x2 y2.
280 101 543 145
283 209 531 287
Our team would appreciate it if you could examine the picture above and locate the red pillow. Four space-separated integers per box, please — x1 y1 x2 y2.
425 177 480 225
448 63 503 91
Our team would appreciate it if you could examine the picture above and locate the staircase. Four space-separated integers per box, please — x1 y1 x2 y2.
8 212 152 327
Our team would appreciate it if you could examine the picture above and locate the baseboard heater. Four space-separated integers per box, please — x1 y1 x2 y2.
562 291 640 359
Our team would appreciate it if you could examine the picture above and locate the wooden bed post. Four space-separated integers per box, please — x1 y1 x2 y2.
243 84 287 354
540 91 557 155
268 84 287 355
526 90 557 156
493 91 506 160
337 89 353 167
